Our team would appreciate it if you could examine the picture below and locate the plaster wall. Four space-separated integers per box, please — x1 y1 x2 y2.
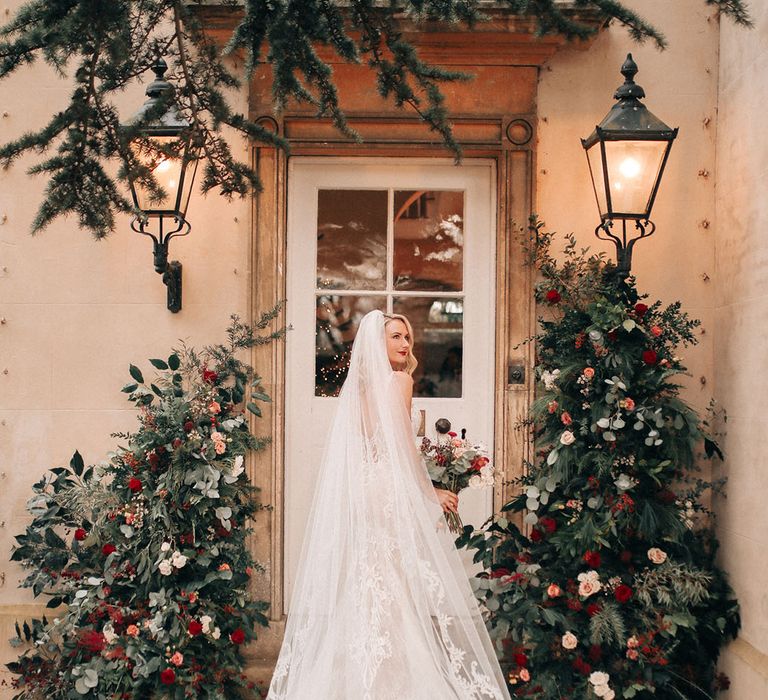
713 1 768 695
0 0 744 695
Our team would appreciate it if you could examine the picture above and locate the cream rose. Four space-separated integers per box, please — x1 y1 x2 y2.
647 547 668 565
559 431 576 446
561 631 578 650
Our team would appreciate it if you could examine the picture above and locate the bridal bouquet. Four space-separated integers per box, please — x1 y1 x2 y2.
421 432 494 532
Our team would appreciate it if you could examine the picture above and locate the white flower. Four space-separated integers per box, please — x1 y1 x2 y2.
577 571 602 598
541 369 560 390
559 431 576 446
647 547 668 565
160 542 171 552
200 615 212 634
103 623 117 644
158 560 173 576
561 631 578 650
614 473 637 491
469 474 484 489
171 551 188 569
589 671 610 687
212 626 221 640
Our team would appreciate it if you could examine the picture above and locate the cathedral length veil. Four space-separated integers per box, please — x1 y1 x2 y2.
267 310 511 700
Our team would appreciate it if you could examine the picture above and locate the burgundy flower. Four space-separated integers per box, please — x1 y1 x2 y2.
172 437 183 448
102 544 117 557
614 584 633 603
642 349 658 365
160 668 176 685
586 603 602 617
148 452 160 469
230 628 246 644
634 302 649 317
620 550 633 564
545 289 561 304
128 477 142 493
583 551 601 568
514 652 528 667
539 517 557 534
188 620 203 636
77 629 105 653
202 368 219 384
183 421 195 433
74 528 87 541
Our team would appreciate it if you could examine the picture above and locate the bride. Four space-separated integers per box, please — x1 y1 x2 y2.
267 310 511 699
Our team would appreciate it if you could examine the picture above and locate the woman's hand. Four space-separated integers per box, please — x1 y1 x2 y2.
434 488 459 514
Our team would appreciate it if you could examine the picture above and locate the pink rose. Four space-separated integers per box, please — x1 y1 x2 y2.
547 584 562 598
547 400 559 414
626 649 639 660
583 367 595 380
126 624 139 637
170 651 184 667
561 411 573 426
208 401 221 414
520 668 531 682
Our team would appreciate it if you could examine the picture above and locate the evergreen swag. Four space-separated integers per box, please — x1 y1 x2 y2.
0 0 753 239
7 309 286 699
460 223 740 699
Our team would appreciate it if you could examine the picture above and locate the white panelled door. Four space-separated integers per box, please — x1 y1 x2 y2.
284 158 496 609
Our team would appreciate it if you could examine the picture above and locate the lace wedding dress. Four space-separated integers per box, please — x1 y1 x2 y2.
267 310 510 700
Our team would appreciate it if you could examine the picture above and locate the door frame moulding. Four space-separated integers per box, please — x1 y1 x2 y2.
245 118 536 662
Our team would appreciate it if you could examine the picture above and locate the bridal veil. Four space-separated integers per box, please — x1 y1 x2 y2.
267 309 510 699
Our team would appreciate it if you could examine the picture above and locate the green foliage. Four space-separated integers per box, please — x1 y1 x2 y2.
7 309 285 699
0 0 753 238
462 223 739 699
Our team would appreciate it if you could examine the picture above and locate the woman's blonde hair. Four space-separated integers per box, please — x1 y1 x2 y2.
383 313 419 375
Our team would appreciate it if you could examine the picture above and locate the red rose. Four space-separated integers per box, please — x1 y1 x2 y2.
490 567 511 579
530 528 542 543
172 437 183 448
514 653 528 667
128 477 142 493
188 620 203 636
74 528 87 541
566 598 582 612
183 421 195 433
614 584 633 603
583 551 601 568
102 544 117 556
202 368 218 384
634 303 649 317
77 629 105 653
586 602 602 617
160 668 176 685
230 628 246 644
642 349 658 365
545 289 561 304
539 517 557 534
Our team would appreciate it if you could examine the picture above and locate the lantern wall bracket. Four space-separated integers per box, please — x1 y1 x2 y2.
130 215 190 313
595 218 656 276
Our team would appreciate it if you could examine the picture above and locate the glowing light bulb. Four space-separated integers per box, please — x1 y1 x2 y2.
619 157 641 179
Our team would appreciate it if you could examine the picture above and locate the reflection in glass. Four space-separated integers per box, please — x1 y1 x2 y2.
393 190 464 292
317 190 388 290
394 297 463 398
315 295 387 397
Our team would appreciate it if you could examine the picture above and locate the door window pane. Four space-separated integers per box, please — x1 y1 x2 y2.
315 295 387 396
393 190 464 292
317 190 388 290
394 297 463 398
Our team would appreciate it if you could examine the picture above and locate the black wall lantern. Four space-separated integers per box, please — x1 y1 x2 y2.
582 54 678 274
124 58 198 312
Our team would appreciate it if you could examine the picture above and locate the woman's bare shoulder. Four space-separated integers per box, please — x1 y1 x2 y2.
392 370 414 385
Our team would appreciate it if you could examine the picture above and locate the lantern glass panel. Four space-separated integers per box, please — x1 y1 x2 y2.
585 142 608 218
130 135 192 215
603 139 667 218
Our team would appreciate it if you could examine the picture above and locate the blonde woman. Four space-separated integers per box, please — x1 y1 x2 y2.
268 310 509 700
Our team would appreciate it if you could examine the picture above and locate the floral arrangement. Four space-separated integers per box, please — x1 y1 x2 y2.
460 224 739 699
7 311 285 699
421 431 494 532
